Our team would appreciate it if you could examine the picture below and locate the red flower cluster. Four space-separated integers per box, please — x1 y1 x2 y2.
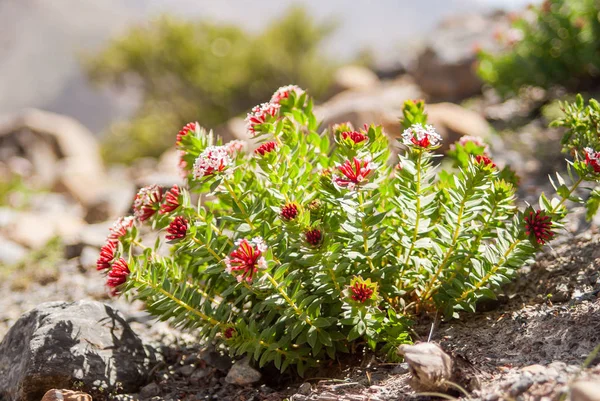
333 158 374 190
280 203 299 221
475 155 496 168
584 147 600 173
160 185 181 215
97 216 135 272
106 258 130 291
350 282 375 303
305 228 322 246
96 241 116 271
245 103 280 136
341 131 368 145
177 122 197 144
166 216 188 240
224 327 236 339
255 141 278 156
224 238 268 283
107 216 135 242
133 184 164 222
270 85 304 104
524 210 554 244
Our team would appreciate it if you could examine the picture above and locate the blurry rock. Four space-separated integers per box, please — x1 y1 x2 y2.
0 207 18 228
0 300 159 401
411 12 510 101
40 389 92 401
9 211 84 250
331 65 380 94
225 357 261 386
64 221 113 259
199 346 232 372
139 382 160 399
317 76 423 136
78 246 99 269
570 380 600 401
426 102 492 149
214 117 252 149
0 236 27 265
0 109 108 207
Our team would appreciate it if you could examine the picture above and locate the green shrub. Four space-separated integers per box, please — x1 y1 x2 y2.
84 8 337 163
477 0 600 95
96 88 599 375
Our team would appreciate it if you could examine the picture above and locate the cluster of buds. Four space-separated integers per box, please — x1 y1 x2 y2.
177 122 198 144
305 228 323 247
524 209 554 245
401 124 442 148
224 237 268 283
166 216 188 241
475 154 496 168
255 141 278 157
160 185 181 215
347 276 378 304
280 202 299 221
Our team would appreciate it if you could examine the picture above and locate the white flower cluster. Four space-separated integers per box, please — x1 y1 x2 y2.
401 123 442 147
192 146 231 180
270 85 305 104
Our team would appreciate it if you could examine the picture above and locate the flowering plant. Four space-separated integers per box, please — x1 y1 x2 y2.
97 88 599 375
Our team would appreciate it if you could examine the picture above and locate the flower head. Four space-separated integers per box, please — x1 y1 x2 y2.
348 276 378 304
245 103 280 136
226 140 246 156
166 216 188 241
475 155 496 168
524 209 554 245
270 85 305 104
451 135 490 155
160 185 181 214
225 238 268 283
401 123 442 148
177 122 198 144
224 327 236 339
96 241 116 271
107 258 130 291
254 141 278 156
341 131 368 145
280 203 299 221
305 228 322 247
193 146 231 179
107 216 135 242
584 147 600 173
332 122 354 136
133 184 164 222
333 158 375 190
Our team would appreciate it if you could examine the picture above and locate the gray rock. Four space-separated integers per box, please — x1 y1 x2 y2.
225 357 261 386
297 382 312 395
199 346 233 372
139 382 160 399
178 364 195 377
0 300 159 401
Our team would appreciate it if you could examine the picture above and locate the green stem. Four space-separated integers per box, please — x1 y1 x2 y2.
403 152 423 266
223 180 255 230
358 191 376 272
263 272 314 327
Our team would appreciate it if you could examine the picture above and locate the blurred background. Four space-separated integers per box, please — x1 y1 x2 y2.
2 0 600 335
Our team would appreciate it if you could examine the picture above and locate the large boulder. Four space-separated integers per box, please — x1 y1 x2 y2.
410 12 511 101
0 300 159 401
0 109 107 207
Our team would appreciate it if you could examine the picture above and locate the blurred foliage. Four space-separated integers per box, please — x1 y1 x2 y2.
84 8 339 164
477 0 600 96
0 173 36 209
